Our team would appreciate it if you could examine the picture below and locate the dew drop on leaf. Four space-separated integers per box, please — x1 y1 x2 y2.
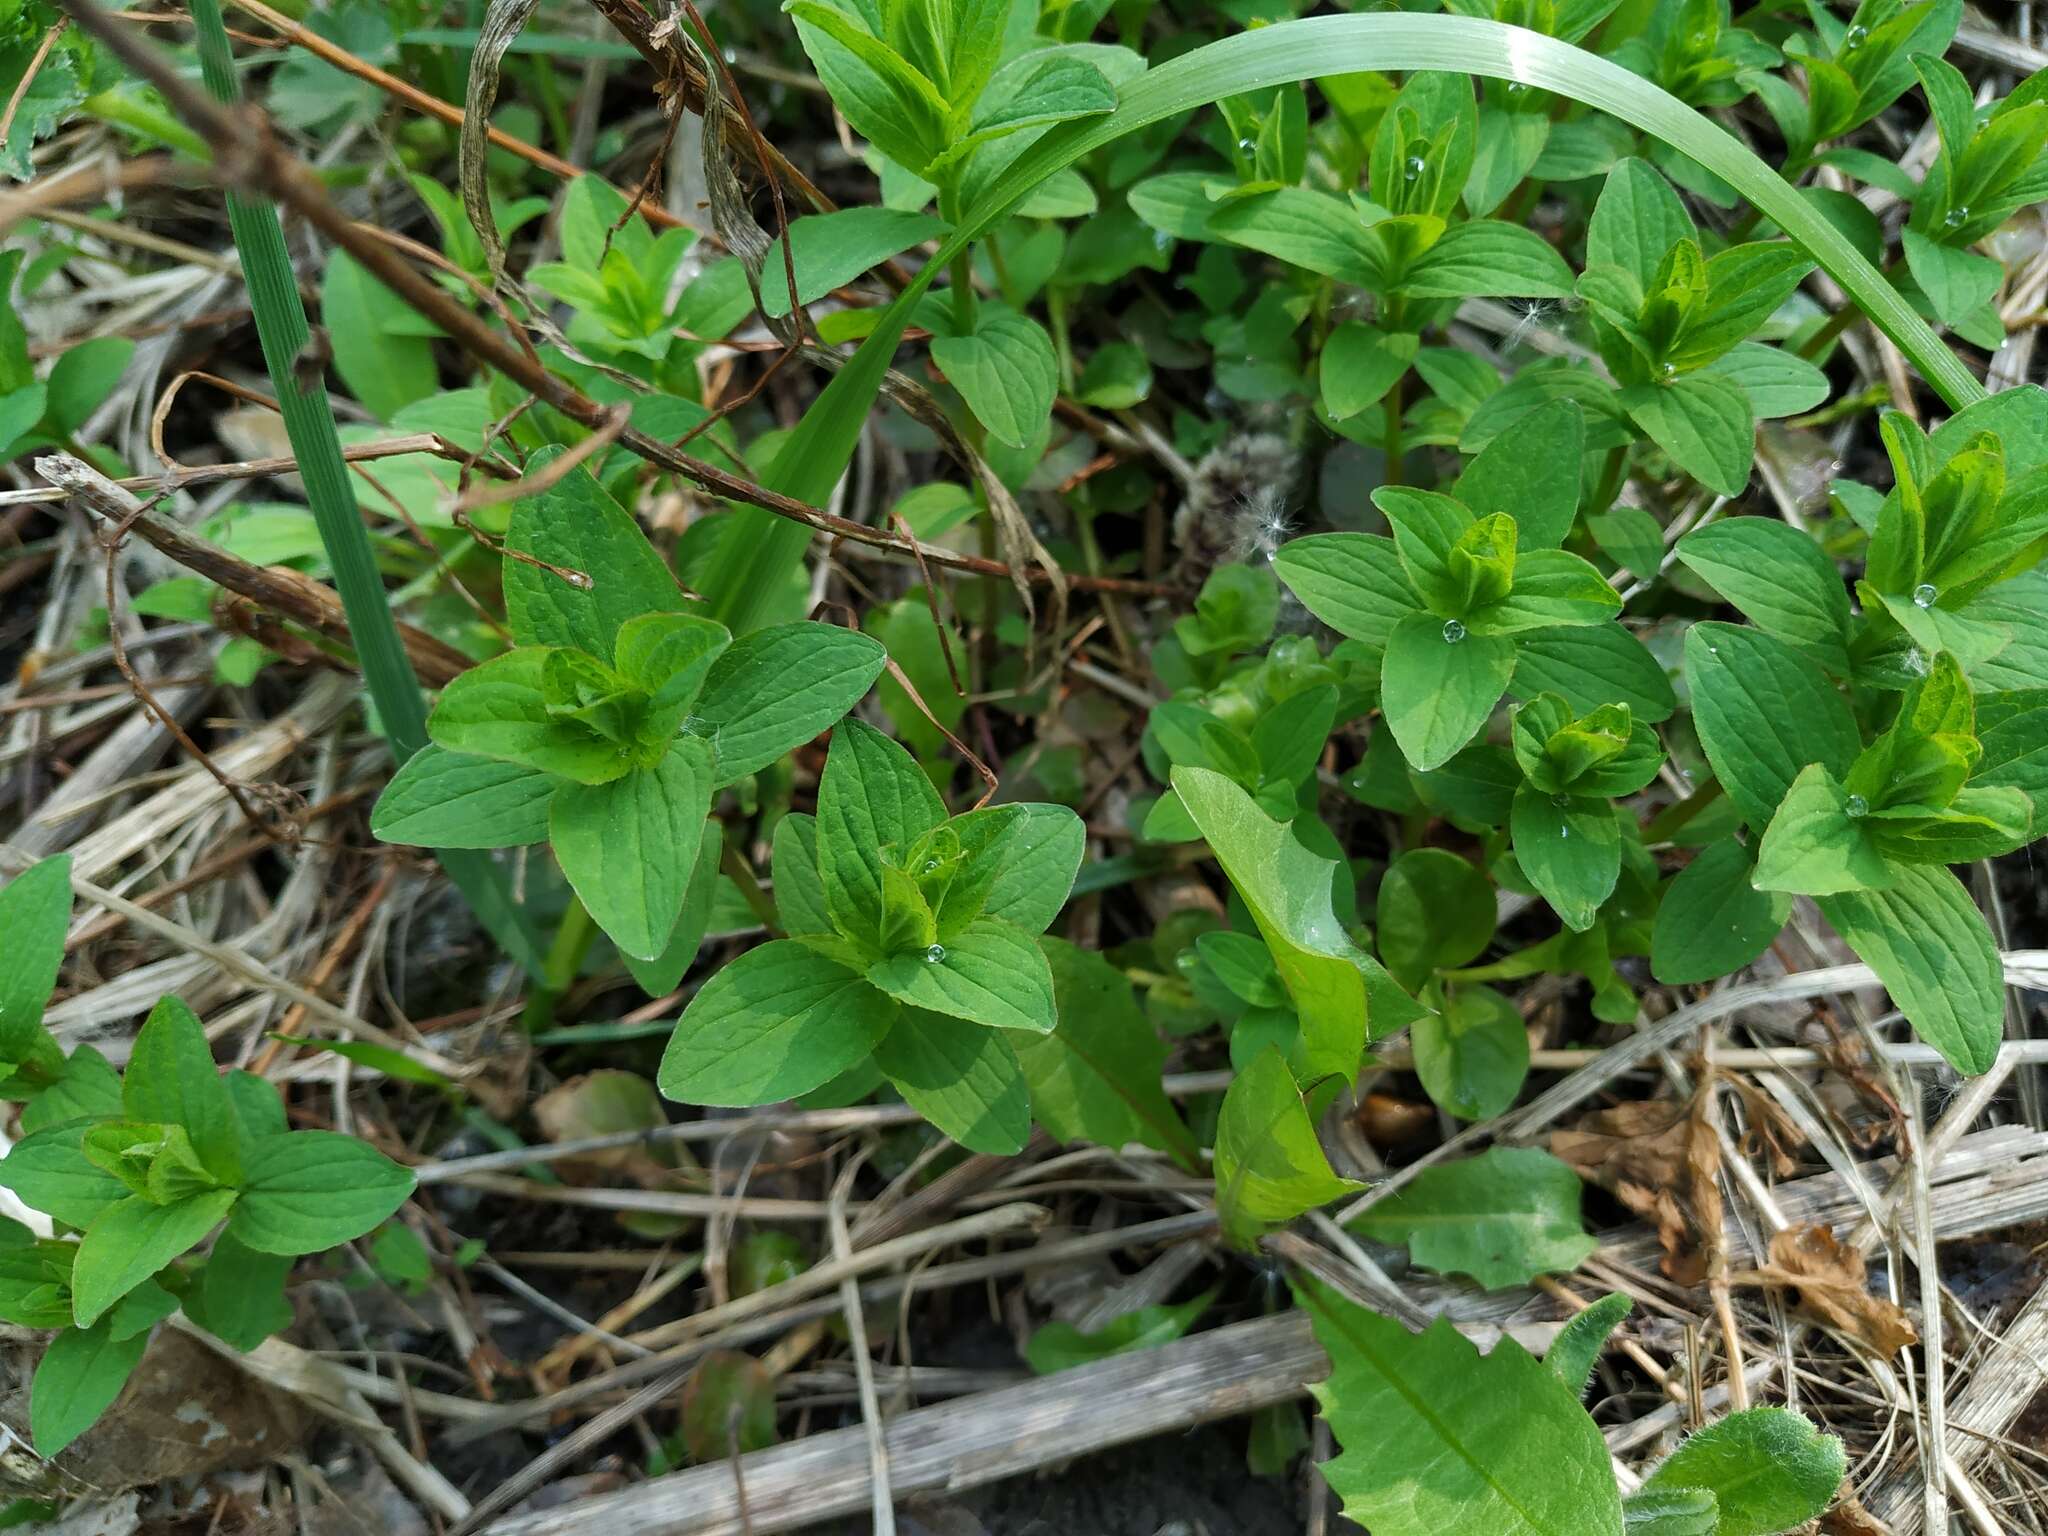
1441 619 1467 644
1843 23 1868 47
925 944 946 963
1551 793 1571 808
1912 582 1937 608
1404 155 1426 181
1846 794 1868 818
1945 205 1969 229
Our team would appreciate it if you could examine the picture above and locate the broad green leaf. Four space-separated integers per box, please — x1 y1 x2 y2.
1818 863 2002 1075
1401 218 1575 299
1623 1489 1721 1535
551 739 714 961
1321 323 1418 421
1454 399 1584 550
1410 985 1529 1122
430 649 626 784
1300 1276 1624 1536
1676 521 1851 674
321 250 438 422
372 746 558 849
0 1121 129 1229
1207 187 1379 285
185 1231 295 1351
1975 691 2048 810
614 611 730 720
659 940 899 1104
0 855 69 1061
124 996 241 1185
758 207 951 318
227 1131 415 1256
867 918 1058 1033
1172 768 1376 1082
788 2 949 173
959 49 1119 148
1024 1289 1214 1374
1470 550 1622 636
1684 623 1858 828
873 1006 1030 1154
1641 1407 1846 1536
1511 788 1622 932
1017 939 1198 1167
1701 342 1830 420
695 623 889 784
1213 1047 1362 1249
44 337 135 437
1381 611 1516 771
1548 1292 1632 1398
1273 533 1420 648
1623 374 1755 499
771 813 834 937
30 1318 150 1456
73 1189 238 1327
1753 763 1892 896
930 308 1058 448
1514 624 1676 722
625 820 728 997
1352 1146 1596 1289
1650 839 1791 985
1588 158 1695 289
1378 848 1494 989
815 721 948 951
965 803 1086 933
503 459 687 659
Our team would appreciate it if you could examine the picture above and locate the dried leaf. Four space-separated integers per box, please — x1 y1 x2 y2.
1550 1088 1719 1286
1743 1225 1917 1356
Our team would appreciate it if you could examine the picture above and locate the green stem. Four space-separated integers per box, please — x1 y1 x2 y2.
187 0 544 976
521 897 597 1032
1381 371 1405 487
1589 445 1628 518
721 840 782 935
81 89 211 161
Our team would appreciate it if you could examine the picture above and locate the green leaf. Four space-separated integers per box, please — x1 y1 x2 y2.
1024 1289 1214 1374
124 996 241 1184
771 813 833 937
758 208 951 318
1172 768 1379 1082
1213 1047 1362 1249
1548 1292 1632 1398
44 338 136 437
0 856 69 1061
788 1 949 173
503 459 687 659
1588 158 1695 289
1641 1407 1846 1536
930 308 1058 448
695 623 888 784
960 49 1119 147
972 804 1086 933
1902 228 2003 328
1676 520 1850 674
321 250 439 422
30 1319 150 1457
1353 1146 1595 1289
1817 863 2002 1075
226 1131 415 1256
1623 374 1755 499
1622 1489 1721 1535
873 1006 1030 1154
1378 848 1494 989
1400 219 1576 299
1206 187 1379 285
1684 622 1859 828
0 1121 129 1229
1018 939 1198 1167
1470 550 1622 636
1753 763 1893 895
1650 839 1791 985
624 820 729 997
1975 691 2048 810
1455 399 1584 550
1514 624 1676 721
816 721 948 951
660 940 899 1104
1321 324 1418 421
1381 611 1516 771
429 649 624 784
1300 1276 1624 1536
1701 342 1830 420
1511 789 1622 932
867 918 1058 1033
74 1189 238 1327
186 1231 295 1351
372 746 558 849
1273 534 1420 649
551 739 714 961
1410 984 1529 1122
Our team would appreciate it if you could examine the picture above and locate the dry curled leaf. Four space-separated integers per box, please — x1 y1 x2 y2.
1743 1224 1918 1357
1549 1085 1719 1286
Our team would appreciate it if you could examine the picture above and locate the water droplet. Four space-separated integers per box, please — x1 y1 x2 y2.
1404 155 1426 181
1912 582 1938 608
1658 360 1678 379
723 45 738 64
1551 792 1571 808
1707 644 1719 655
1843 23 1868 48
922 858 940 873
1505 81 1528 97
1238 138 1255 153
1175 950 1199 974
1944 205 1969 230
1441 619 1467 644
925 944 946 963
1845 794 1868 818
1152 228 1172 250
1559 824 1571 839
1690 30 1712 51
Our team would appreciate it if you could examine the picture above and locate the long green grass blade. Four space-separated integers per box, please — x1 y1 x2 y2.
704 14 1980 631
188 0 543 974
